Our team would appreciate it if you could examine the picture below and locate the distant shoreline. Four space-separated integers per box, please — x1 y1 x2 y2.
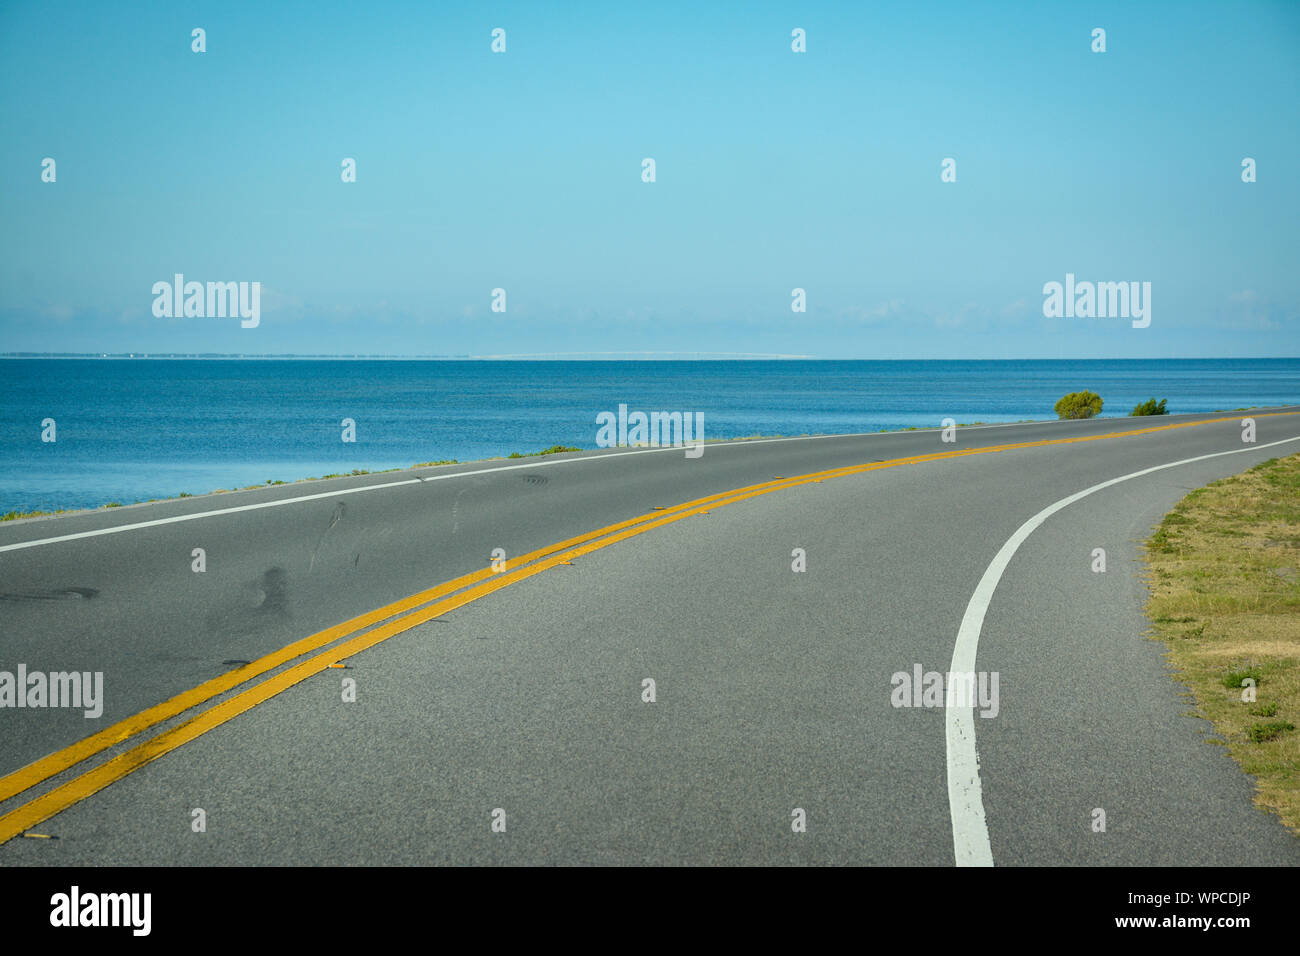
3 355 1299 362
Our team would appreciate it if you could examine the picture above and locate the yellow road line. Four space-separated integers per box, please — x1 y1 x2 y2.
0 479 796 804
1 410 1293 842
0 478 829 841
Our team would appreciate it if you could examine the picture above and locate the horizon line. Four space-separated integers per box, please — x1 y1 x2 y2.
2 353 1298 362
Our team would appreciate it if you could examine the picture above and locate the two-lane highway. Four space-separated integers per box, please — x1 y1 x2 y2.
2 408 1298 863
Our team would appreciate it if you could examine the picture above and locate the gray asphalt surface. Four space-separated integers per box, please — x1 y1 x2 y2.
1 408 1298 864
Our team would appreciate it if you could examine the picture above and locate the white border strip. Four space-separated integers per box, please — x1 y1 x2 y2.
946 433 1300 867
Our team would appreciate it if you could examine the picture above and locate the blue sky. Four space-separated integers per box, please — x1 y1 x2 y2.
1 0 1297 358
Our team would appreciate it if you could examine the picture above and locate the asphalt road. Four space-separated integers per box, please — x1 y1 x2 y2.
2 408 1298 864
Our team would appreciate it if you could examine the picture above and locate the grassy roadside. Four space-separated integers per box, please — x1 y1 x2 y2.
1144 452 1300 833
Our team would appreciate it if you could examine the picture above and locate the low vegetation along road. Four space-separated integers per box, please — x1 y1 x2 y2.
1 409 1298 864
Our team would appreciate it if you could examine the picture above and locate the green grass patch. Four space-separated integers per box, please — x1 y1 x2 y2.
1249 722 1296 744
1221 669 1263 690
507 445 582 459
2 509 62 521
1144 451 1300 833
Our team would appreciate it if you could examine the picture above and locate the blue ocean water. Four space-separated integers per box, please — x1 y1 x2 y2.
1 359 1296 514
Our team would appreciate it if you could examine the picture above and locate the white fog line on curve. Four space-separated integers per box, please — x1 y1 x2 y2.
946 433 1300 867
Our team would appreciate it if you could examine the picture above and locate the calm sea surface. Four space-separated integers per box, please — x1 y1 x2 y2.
1 359 1296 513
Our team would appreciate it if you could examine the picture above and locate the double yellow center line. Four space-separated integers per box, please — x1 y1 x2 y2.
0 411 1293 843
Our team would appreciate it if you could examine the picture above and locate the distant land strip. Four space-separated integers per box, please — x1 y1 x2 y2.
0 351 817 360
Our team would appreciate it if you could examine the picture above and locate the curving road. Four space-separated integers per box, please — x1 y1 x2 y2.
1 408 1299 865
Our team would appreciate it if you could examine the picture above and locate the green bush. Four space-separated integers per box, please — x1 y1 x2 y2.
1054 391 1103 420
1248 721 1295 743
1130 398 1168 416
1221 669 1262 690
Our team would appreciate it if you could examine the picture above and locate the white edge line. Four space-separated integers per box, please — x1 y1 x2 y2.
0 438 788 554
1 410 1290 556
945 433 1300 868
